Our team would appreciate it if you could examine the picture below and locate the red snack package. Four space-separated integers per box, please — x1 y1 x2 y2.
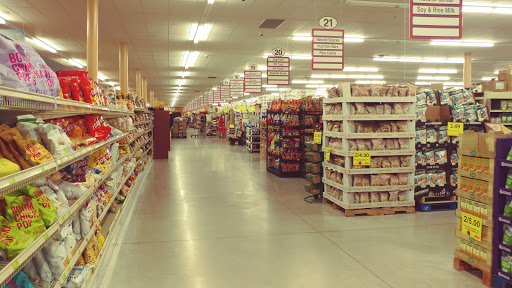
59 78 71 99
70 78 82 102
80 77 93 104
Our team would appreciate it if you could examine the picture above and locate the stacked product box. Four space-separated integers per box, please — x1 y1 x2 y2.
454 131 511 287
322 82 416 217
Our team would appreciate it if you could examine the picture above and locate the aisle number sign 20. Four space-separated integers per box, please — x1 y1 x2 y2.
461 211 482 241
353 151 371 166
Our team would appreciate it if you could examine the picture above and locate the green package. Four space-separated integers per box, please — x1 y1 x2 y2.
503 255 512 273
21 185 58 228
507 148 512 161
506 199 512 218
4 190 46 239
506 172 512 190
504 226 512 246
0 216 34 260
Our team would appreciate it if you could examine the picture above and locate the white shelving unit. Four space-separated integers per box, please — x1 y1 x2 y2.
0 87 154 287
246 126 260 153
484 91 512 123
322 82 416 214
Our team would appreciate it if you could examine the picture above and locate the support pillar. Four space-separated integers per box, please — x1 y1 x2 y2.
142 77 148 104
119 42 128 95
464 52 472 89
150 90 155 106
136 69 142 100
87 0 99 80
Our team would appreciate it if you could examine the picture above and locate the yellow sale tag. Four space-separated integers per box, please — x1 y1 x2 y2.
8 177 15 184
229 124 235 128
44 234 49 240
461 212 482 241
353 151 371 166
249 107 255 113
314 132 322 144
326 147 332 161
271 139 275 150
241 106 247 112
448 122 464 136
12 260 19 270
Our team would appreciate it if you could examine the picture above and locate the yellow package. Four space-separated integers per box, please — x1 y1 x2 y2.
96 227 105 252
75 254 86 266
83 236 99 265
0 129 32 169
13 135 54 166
0 158 20 177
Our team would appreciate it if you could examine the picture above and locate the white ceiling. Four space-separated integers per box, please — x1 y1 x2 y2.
1 0 512 106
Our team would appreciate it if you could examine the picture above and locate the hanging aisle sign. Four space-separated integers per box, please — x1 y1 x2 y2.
409 0 463 40
244 71 262 93
221 85 231 101
312 29 344 71
267 57 290 85
214 88 221 103
230 80 244 99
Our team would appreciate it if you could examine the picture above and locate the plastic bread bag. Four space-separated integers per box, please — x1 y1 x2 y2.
48 180 70 208
79 204 94 238
0 215 34 260
0 34 60 97
32 251 53 282
4 190 47 238
0 158 20 178
37 124 74 158
398 173 409 186
43 238 69 276
398 191 408 201
57 182 87 200
3 271 35 288
22 259 40 284
64 264 93 288
21 185 58 228
16 122 43 145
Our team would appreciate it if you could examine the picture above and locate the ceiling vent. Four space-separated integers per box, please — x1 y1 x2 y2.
258 19 285 29
208 76 217 79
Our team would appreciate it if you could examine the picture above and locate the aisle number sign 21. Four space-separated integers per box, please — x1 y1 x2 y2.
353 151 371 166
448 122 464 136
319 16 338 29
461 211 482 241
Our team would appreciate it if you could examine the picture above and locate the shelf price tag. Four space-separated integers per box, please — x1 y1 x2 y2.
326 147 333 161
271 139 275 150
353 151 371 166
11 260 19 270
448 122 464 136
461 211 482 241
229 124 235 128
240 106 247 112
314 132 322 144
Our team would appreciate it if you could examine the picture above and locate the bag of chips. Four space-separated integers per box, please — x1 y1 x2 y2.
3 271 35 288
43 238 69 276
37 123 74 158
32 252 53 282
0 158 20 178
0 216 34 260
4 190 46 238
0 129 32 170
21 185 58 228
16 122 43 145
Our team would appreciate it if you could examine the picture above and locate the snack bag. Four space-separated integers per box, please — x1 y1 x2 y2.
4 190 46 238
37 124 74 158
21 185 58 228
0 216 34 260
0 158 20 177
0 129 32 170
3 271 35 288
16 122 43 145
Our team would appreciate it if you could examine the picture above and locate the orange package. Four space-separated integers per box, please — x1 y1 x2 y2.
467 157 475 172
13 134 54 166
0 129 31 170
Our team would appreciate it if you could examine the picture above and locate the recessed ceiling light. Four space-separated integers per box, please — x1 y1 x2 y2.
180 71 191 78
182 51 200 69
418 69 458 74
373 56 464 63
188 24 212 43
67 58 85 68
417 76 451 81
430 40 495 47
107 81 116 86
97 73 107 81
292 80 324 84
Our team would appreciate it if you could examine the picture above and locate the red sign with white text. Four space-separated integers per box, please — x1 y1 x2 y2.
410 0 463 40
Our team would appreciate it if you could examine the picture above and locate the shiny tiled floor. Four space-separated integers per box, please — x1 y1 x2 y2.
101 136 486 288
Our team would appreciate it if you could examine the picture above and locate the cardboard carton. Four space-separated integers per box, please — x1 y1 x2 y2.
481 80 506 92
498 69 512 91
459 130 512 158
217 131 227 138
425 106 451 122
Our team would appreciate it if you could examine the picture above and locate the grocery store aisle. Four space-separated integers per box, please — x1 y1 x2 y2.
98 136 485 288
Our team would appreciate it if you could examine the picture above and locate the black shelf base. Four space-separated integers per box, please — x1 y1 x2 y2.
267 167 302 178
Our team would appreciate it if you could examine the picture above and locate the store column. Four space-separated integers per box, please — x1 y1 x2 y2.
464 52 472 89
87 0 99 81
142 77 148 104
119 42 128 95
136 69 142 101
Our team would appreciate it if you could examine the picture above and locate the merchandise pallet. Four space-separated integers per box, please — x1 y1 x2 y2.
321 82 416 215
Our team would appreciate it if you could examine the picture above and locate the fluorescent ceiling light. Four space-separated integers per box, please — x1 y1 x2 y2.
182 51 200 69
97 73 107 81
0 16 5 24
345 0 406 8
212 87 218 90
291 55 312 60
244 93 250 96
292 80 324 84
266 88 279 91
115 86 120 91
208 0 214 4
271 93 279 96
373 56 464 64
27 38 58 53
415 82 431 86
180 71 191 78
482 77 496 81
355 80 386 85
311 74 384 79
292 34 365 42
188 24 212 43
463 2 512 14
418 69 457 74
431 40 495 47
67 58 85 68
343 67 379 72
417 76 450 81
107 81 116 86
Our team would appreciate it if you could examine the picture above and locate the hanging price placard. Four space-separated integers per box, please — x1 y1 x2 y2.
461 211 482 241
314 132 322 144
448 122 464 136
271 139 275 150
353 151 371 166
326 147 333 161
